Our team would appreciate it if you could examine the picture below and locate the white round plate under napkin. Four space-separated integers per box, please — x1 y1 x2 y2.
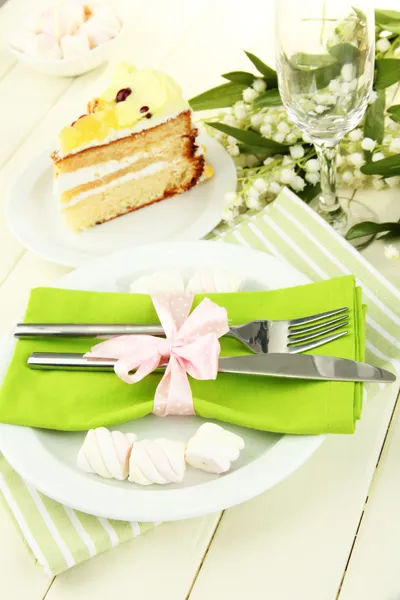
6 134 236 267
0 242 324 522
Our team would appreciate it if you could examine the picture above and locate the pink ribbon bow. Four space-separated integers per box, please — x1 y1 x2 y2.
85 295 229 416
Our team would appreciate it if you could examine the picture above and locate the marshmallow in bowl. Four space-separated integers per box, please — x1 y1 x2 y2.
185 423 245 474
129 439 186 485
60 31 90 59
10 1 122 61
77 427 136 480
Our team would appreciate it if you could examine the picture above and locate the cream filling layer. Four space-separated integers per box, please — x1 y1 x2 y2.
55 151 154 196
61 159 178 210
56 109 188 159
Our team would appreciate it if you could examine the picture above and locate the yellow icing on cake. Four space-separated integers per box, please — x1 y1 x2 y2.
58 63 189 155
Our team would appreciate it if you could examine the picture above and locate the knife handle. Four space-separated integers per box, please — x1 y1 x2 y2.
15 323 165 338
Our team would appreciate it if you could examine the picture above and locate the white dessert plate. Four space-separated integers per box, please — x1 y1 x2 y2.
0 241 324 522
6 134 236 267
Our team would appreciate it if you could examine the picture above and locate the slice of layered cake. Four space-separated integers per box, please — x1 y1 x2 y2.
51 63 209 231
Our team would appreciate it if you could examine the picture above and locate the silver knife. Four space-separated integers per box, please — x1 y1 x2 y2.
27 352 396 383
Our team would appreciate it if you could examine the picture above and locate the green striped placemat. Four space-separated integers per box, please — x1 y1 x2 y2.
0 187 399 576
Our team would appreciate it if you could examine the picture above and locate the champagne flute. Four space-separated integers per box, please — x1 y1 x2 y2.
275 0 375 236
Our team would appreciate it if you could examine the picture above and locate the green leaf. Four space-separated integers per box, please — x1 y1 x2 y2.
253 88 282 108
189 82 247 111
375 9 400 26
375 59 400 89
222 71 255 86
329 42 359 64
352 6 367 23
361 153 400 177
346 220 400 241
238 143 268 155
363 89 385 161
208 122 289 154
387 104 400 124
244 51 278 87
298 182 321 204
291 52 336 69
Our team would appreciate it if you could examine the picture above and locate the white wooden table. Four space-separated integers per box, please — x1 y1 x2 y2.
0 1 399 598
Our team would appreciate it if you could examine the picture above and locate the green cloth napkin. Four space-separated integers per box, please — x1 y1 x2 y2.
0 275 365 434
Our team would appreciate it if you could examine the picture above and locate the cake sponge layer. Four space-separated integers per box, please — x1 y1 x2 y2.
63 156 204 231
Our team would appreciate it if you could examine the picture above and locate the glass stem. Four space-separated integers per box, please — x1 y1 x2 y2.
314 141 345 221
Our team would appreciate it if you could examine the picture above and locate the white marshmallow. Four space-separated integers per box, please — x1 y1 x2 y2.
88 7 122 37
186 268 244 294
77 427 136 480
82 20 112 47
129 439 186 485
30 33 63 59
186 423 244 474
60 31 90 58
129 270 186 295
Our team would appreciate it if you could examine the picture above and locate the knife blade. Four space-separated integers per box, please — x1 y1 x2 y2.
27 352 396 384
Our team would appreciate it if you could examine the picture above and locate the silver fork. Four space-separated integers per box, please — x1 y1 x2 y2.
14 306 349 354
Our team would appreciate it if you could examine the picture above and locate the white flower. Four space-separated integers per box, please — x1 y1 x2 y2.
372 152 385 162
263 114 276 124
361 137 376 151
279 167 296 184
223 115 239 127
227 136 238 145
384 244 399 260
263 156 275 166
377 38 391 53
385 176 400 188
372 177 385 190
273 132 286 143
227 144 239 156
253 78 266 93
348 152 365 166
260 124 272 138
251 113 263 127
379 30 392 38
349 129 363 142
341 82 351 95
224 191 237 205
368 90 378 104
282 156 294 166
246 194 264 210
389 137 400 153
269 181 282 195
329 79 341 93
289 144 305 159
305 158 320 172
253 177 268 193
247 185 260 199
305 171 320 185
243 87 258 103
222 206 237 222
277 121 290 134
341 64 355 82
349 79 358 91
234 102 247 120
316 104 328 114
286 133 298 144
342 170 354 183
290 175 306 192
302 132 312 143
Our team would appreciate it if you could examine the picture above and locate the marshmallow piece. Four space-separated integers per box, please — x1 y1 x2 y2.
186 268 244 294
77 427 136 480
82 20 112 47
60 31 90 58
29 33 63 59
36 5 85 39
129 438 186 485
129 270 186 295
186 423 244 474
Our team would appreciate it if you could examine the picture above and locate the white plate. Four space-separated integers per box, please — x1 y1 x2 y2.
6 134 236 267
0 242 324 522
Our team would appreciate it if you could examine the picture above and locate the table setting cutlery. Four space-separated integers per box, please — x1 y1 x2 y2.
27 351 395 384
15 305 349 354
